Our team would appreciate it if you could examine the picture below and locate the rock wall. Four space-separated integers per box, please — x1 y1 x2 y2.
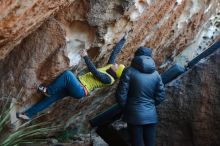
0 0 220 145
157 48 220 146
0 0 78 59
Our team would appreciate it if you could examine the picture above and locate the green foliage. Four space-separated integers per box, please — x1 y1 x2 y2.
56 129 78 142
0 98 59 146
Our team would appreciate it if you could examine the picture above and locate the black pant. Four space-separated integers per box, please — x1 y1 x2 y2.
127 123 156 146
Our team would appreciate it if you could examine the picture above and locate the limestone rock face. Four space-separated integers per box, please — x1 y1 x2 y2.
0 0 76 59
0 0 220 145
157 48 220 146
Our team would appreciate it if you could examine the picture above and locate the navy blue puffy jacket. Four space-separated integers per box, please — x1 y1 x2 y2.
116 56 165 125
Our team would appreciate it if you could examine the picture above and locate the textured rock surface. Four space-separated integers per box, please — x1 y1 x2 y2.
0 0 220 145
157 48 220 146
0 0 77 60
0 19 68 107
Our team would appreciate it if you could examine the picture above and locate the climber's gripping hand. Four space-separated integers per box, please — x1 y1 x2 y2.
80 49 88 57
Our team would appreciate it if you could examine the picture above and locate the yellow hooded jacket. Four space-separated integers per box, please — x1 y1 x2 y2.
78 64 115 93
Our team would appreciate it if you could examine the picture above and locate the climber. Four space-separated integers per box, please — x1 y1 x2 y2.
16 34 128 120
116 47 165 146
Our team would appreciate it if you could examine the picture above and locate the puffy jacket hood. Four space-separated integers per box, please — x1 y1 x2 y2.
131 56 156 73
135 47 152 57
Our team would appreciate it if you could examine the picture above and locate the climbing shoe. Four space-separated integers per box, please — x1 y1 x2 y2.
37 84 49 96
16 112 30 121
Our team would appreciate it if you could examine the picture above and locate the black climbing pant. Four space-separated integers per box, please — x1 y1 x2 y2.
127 123 156 146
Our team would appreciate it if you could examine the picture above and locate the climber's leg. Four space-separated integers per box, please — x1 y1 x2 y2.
24 93 62 119
47 70 86 99
23 70 86 119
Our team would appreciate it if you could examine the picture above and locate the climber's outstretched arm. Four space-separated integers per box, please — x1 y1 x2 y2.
107 36 126 64
81 50 112 84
